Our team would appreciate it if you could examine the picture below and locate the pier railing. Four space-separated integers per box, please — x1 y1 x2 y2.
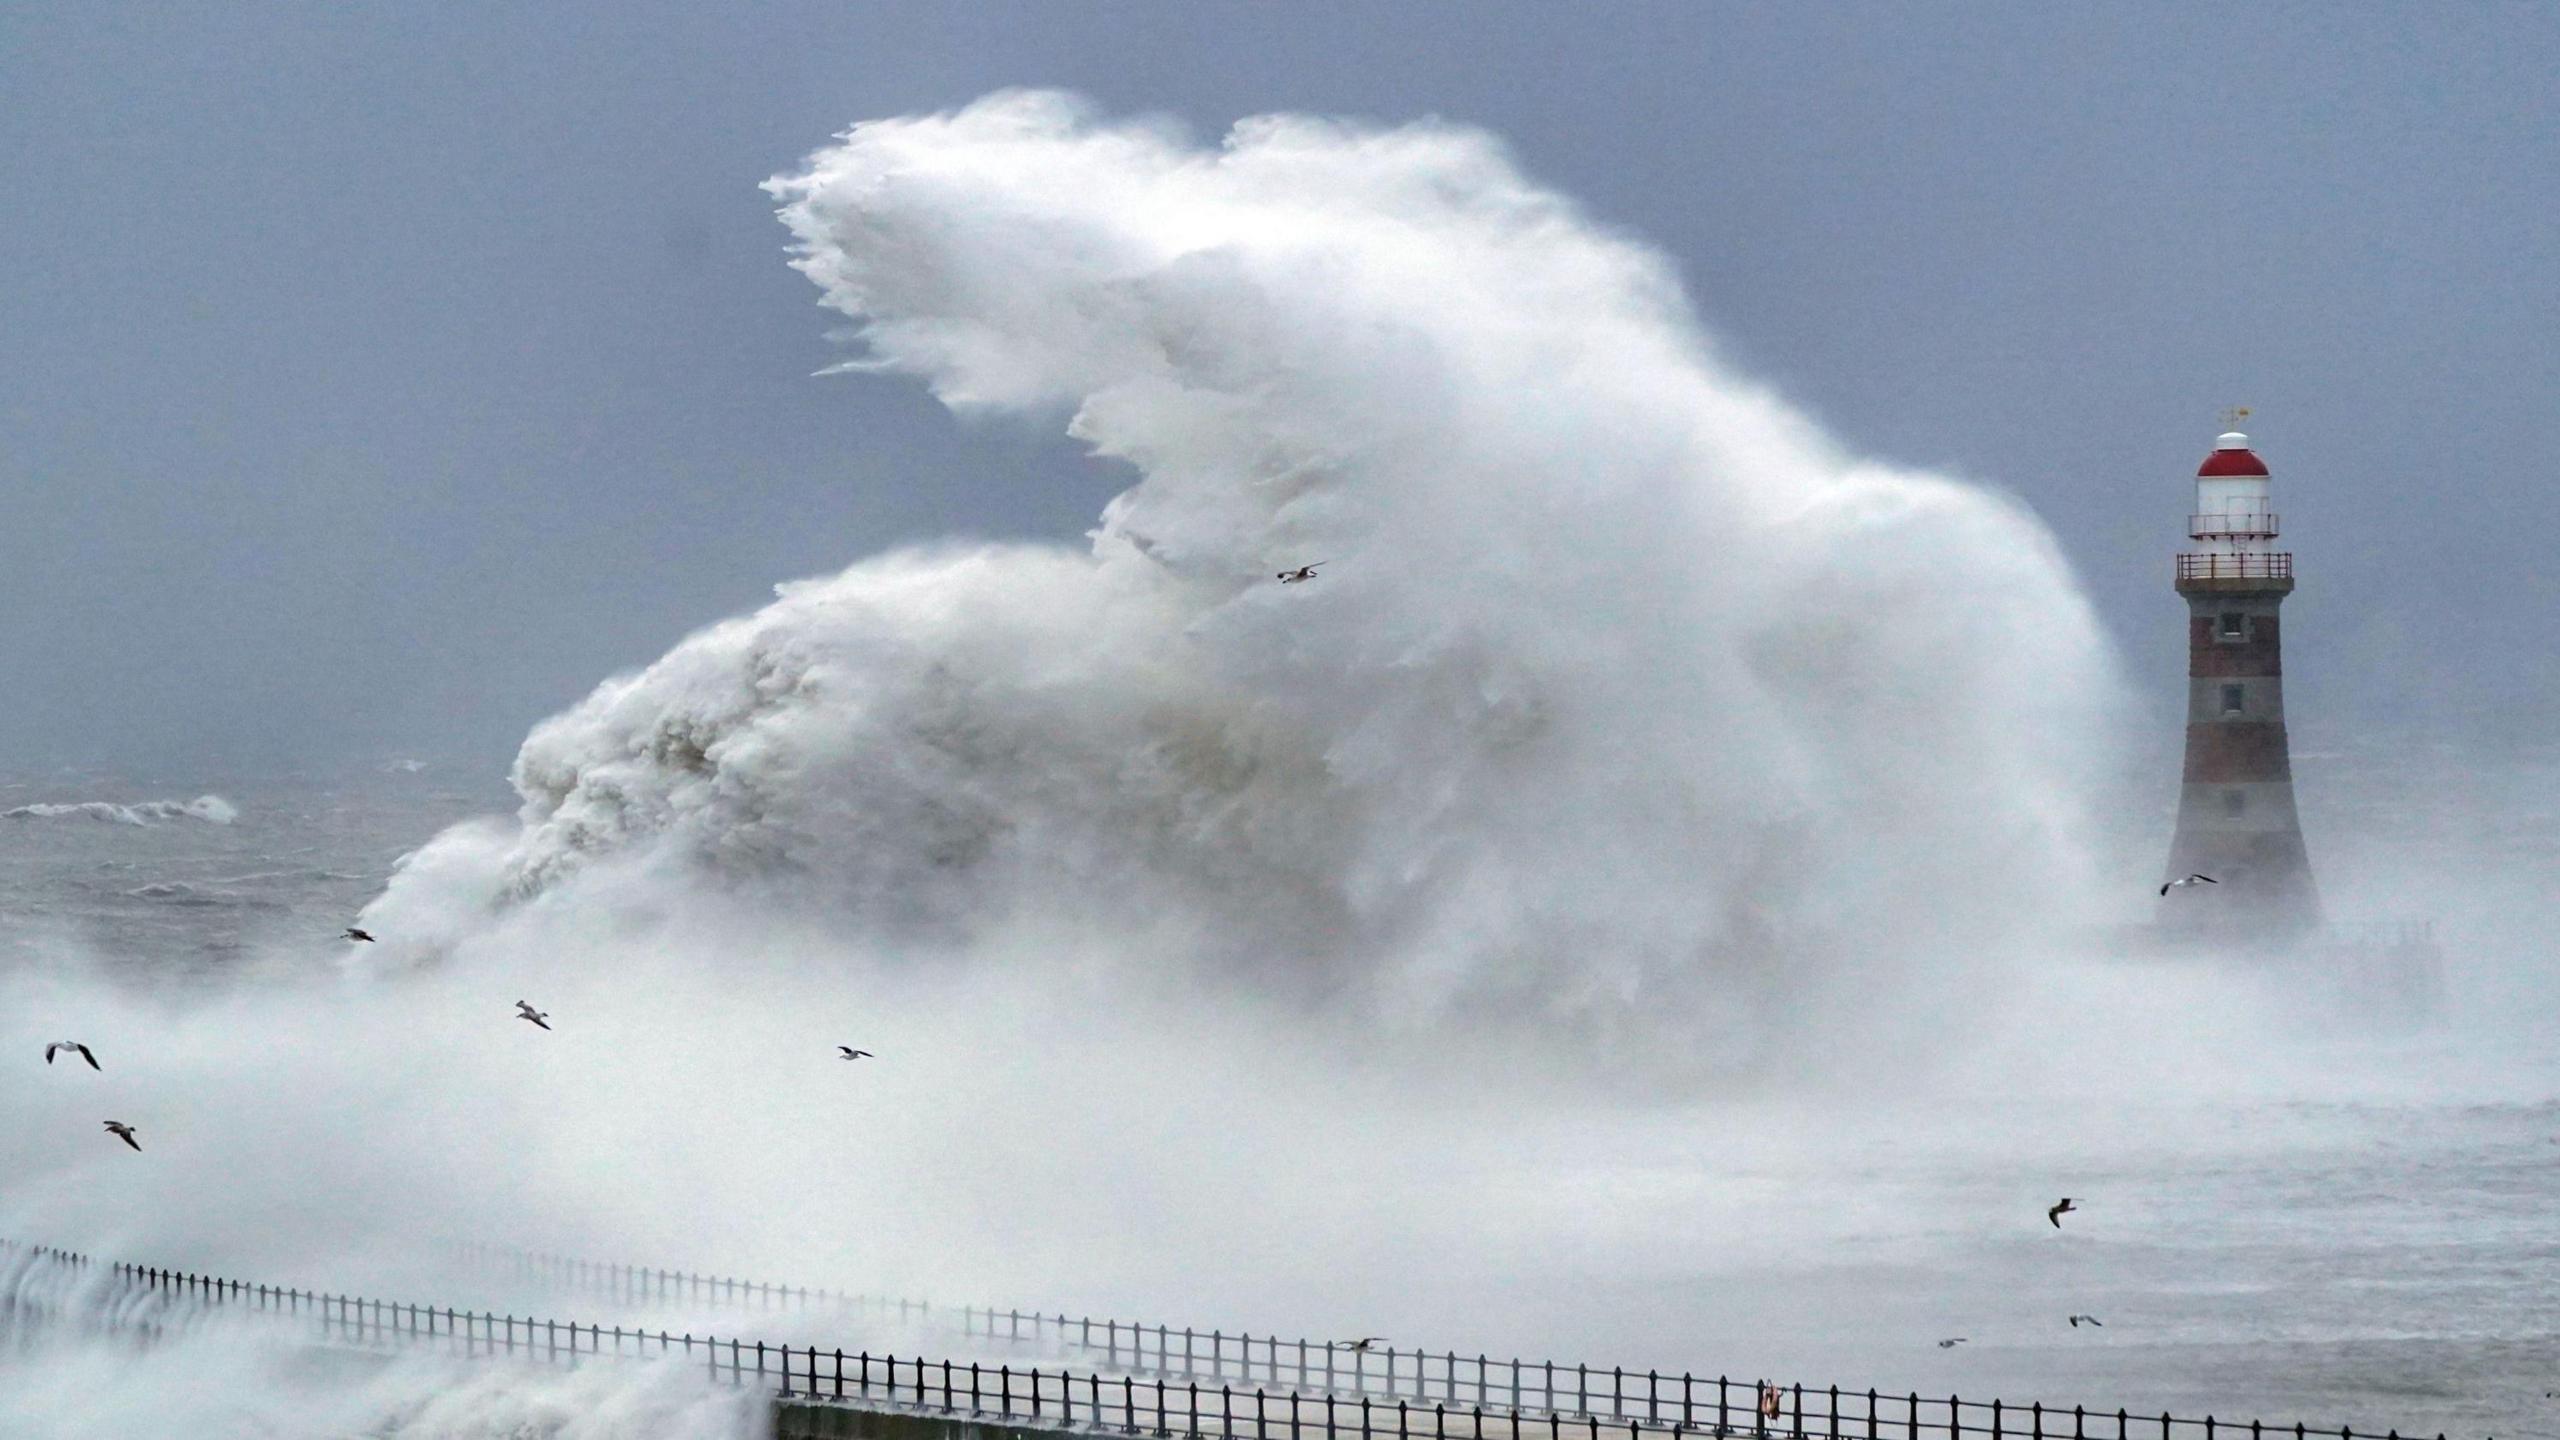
465 1241 1855 1416
0 1239 2463 1440
2319 919 2434 947
449 1239 934 1322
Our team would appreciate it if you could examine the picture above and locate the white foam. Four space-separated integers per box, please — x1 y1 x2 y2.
363 91 2119 1059
3 795 237 826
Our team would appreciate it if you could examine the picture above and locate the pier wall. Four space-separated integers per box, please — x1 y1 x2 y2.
775 1402 1071 1440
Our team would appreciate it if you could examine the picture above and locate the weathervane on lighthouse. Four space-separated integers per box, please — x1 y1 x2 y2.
2159 413 2321 935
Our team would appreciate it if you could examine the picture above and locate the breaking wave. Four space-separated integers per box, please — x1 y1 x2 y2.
362 91 2121 1059
5 796 237 827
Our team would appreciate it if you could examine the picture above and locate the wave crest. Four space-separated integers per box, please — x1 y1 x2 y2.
5 796 237 826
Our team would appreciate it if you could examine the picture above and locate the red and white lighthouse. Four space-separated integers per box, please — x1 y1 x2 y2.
2161 426 2321 934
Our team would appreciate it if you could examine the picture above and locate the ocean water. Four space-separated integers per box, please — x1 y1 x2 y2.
0 765 504 984
1 752 2555 1440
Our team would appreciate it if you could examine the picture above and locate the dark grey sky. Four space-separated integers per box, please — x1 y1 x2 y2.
5 2 2553 775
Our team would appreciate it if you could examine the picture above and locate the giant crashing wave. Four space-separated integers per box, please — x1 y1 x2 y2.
361 91 2118 1049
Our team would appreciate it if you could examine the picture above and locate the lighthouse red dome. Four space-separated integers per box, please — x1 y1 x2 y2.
2198 432 2269 477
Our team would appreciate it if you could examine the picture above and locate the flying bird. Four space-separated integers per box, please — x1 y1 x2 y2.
515 1001 551 1031
2158 875 2218 896
103 1121 140 1152
1276 563 1323 584
2068 1315 2103 1328
45 1042 99 1071
1937 1338 1968 1349
838 1047 873 1060
1340 1338 1389 1352
2049 1198 2079 1228
342 927 375 942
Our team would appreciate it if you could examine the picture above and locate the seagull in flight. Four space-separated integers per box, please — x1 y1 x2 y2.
2049 1197 2079 1228
103 1121 141 1152
838 1047 873 1060
343 926 376 942
1339 1337 1389 1352
2068 1315 2103 1328
1937 1338 1967 1349
1276 563 1323 584
515 1001 551 1031
45 1042 99 1070
2158 874 2218 896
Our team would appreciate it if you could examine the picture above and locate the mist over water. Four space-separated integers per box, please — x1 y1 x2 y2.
0 1312 763 1440
4 92 2556 1438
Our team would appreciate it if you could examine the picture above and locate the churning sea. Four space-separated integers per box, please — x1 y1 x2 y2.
1 742 2555 1440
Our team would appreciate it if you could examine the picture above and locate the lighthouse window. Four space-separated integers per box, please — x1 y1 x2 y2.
2223 788 2247 816
2218 611 2247 640
2220 684 2245 715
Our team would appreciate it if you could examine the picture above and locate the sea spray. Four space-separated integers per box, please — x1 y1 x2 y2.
359 91 2122 1066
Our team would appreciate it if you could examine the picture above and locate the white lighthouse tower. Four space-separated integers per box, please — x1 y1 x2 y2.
2161 421 2321 934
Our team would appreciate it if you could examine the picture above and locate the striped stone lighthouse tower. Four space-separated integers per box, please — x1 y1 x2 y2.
2162 424 2321 935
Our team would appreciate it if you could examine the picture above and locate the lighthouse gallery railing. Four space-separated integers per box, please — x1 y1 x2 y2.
2175 553 2292 583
